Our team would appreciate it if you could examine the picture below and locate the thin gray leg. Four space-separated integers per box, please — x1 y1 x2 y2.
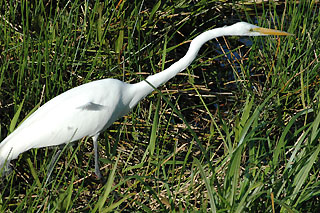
92 134 103 179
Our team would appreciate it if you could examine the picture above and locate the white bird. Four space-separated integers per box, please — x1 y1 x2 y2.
0 22 291 179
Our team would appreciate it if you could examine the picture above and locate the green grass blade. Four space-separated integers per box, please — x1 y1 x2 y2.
149 97 160 156
102 193 136 213
9 99 24 133
94 153 120 212
194 157 216 213
27 158 41 188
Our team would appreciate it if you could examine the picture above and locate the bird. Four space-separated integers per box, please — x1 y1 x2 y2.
0 22 291 179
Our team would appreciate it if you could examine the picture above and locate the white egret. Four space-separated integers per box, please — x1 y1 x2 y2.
0 22 291 179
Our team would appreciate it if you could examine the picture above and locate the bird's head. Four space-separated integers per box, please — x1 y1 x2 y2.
227 22 292 36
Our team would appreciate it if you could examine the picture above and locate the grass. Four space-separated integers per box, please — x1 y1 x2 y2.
0 0 320 212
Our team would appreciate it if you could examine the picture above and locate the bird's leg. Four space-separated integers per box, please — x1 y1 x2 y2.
92 134 103 180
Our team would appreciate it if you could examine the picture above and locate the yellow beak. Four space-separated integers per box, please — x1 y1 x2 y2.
252 27 293 36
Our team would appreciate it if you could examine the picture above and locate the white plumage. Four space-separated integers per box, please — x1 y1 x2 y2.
0 22 290 178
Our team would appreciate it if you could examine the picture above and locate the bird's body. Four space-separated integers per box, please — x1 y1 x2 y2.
0 22 290 178
0 79 139 177
1 80 131 156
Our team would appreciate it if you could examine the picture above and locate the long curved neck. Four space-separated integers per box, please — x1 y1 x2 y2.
128 25 233 108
